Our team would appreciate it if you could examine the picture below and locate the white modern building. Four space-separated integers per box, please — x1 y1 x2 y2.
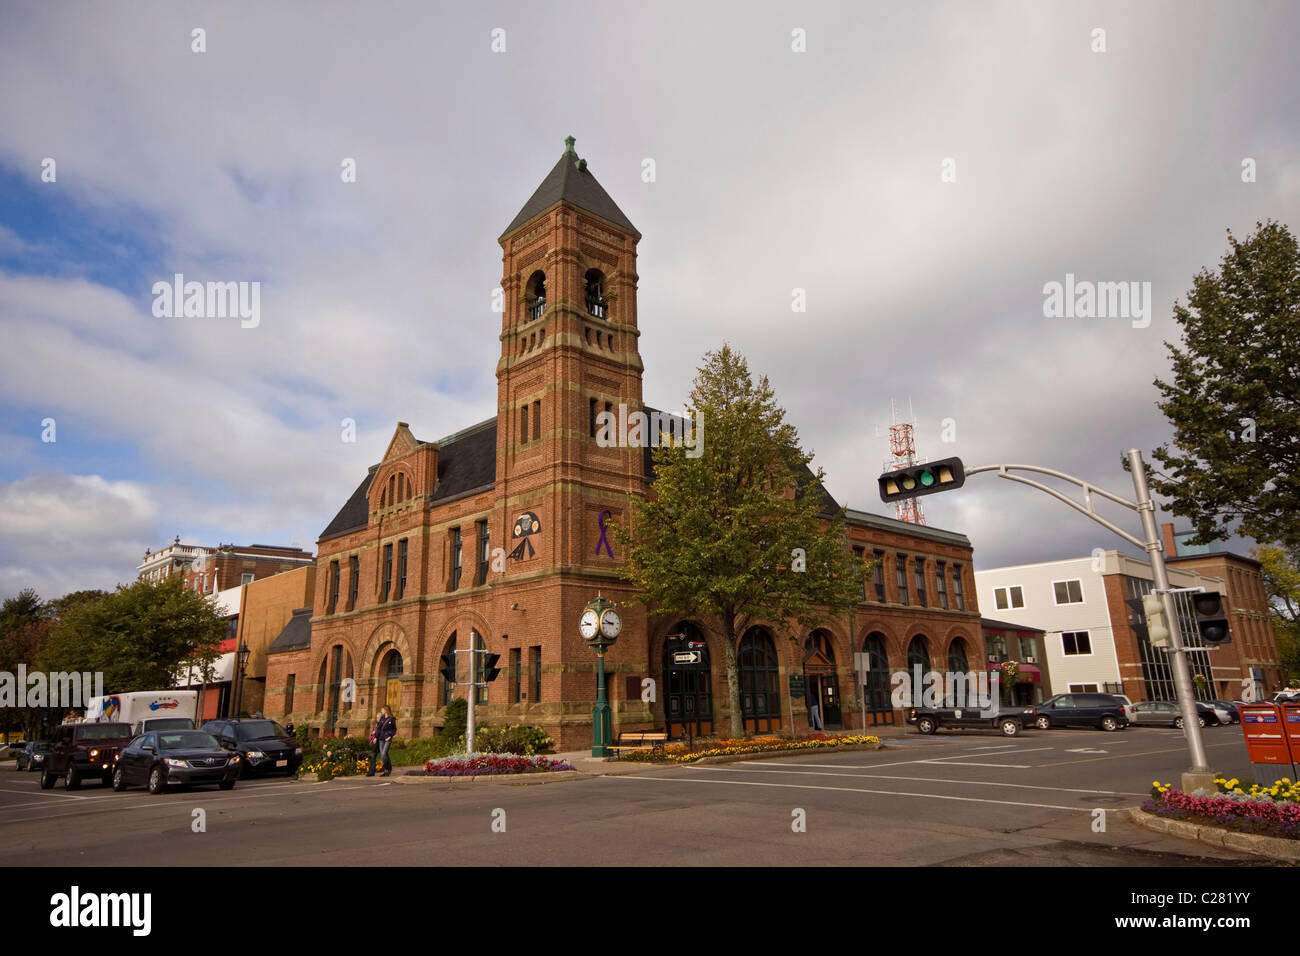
975 551 1225 701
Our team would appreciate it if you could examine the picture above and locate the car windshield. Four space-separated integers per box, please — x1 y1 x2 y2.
76 723 133 740
158 732 220 750
235 720 287 741
145 719 194 731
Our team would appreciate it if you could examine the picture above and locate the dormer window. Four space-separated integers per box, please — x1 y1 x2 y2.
584 269 606 319
526 270 546 320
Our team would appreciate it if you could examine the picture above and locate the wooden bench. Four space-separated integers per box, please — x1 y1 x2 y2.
609 731 669 759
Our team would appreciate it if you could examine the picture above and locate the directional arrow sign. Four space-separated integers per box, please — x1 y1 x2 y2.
673 651 701 664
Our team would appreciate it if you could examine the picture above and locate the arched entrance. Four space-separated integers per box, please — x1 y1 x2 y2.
739 627 781 734
663 622 712 739
862 633 893 726
379 648 403 714
803 630 841 730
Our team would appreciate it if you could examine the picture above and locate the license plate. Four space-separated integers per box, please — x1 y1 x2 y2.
275 759 287 767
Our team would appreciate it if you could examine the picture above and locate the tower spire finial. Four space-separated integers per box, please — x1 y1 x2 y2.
564 135 576 154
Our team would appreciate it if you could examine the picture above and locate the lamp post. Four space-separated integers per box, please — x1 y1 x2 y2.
234 642 251 718
580 595 622 757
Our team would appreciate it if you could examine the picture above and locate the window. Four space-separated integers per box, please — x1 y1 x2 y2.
873 550 886 602
853 546 866 601
935 561 948 609
532 400 541 441
1062 631 1092 655
327 560 339 614
474 519 489 586
585 269 606 318
510 647 521 703
1054 579 1084 604
285 674 295 713
530 646 542 702
380 544 393 602
527 270 546 320
952 564 966 610
986 633 1007 663
450 528 462 591
896 554 909 606
914 558 927 608
441 634 457 707
472 631 487 705
1069 683 1099 693
520 404 529 445
347 555 359 610
589 397 598 438
241 572 254 586
994 585 1025 610
395 539 408 599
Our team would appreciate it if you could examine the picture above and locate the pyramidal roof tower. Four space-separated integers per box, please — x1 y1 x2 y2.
500 135 639 239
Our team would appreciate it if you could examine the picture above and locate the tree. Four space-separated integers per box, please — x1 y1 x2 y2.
1256 543 1300 681
1150 220 1300 549
612 345 866 738
38 578 225 692
0 589 52 738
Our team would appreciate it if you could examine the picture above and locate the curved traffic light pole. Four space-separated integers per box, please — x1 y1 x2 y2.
965 450 1213 787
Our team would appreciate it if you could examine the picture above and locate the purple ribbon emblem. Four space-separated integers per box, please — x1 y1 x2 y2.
596 509 614 558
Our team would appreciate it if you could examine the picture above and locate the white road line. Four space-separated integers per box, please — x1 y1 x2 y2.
0 787 90 800
610 773 1087 812
760 745 1056 772
681 765 1146 796
917 760 1032 768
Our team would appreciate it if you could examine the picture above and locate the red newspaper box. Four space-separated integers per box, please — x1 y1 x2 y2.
1279 703 1300 782
1238 702 1296 784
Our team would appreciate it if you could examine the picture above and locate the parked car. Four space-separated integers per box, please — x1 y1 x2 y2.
1132 700 1202 728
1113 695 1139 724
200 718 302 776
113 730 240 794
1198 701 1235 726
1032 693 1128 731
907 705 1038 737
15 740 51 771
40 721 135 790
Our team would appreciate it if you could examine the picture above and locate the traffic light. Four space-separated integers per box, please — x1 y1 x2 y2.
439 653 456 685
1142 593 1172 648
879 457 965 503
1192 591 1231 645
482 653 502 682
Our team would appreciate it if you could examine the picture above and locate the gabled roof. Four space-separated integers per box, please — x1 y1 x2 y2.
501 137 639 239
267 606 313 654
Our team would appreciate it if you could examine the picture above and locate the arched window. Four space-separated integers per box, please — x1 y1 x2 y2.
527 271 546 320
441 633 457 707
382 649 403 680
471 631 488 705
862 633 892 723
739 627 781 733
947 637 969 674
907 635 931 676
584 269 606 319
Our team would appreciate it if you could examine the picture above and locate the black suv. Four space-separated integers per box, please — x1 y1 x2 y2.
40 722 135 789
201 718 302 776
1033 693 1128 731
908 705 1038 737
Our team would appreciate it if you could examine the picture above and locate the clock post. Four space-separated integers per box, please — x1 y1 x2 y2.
580 595 621 757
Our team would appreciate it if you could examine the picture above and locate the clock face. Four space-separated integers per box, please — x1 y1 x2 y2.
599 608 622 639
579 609 600 640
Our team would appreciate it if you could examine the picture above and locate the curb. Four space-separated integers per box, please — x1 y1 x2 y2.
299 769 591 787
1124 807 1300 862
612 741 887 768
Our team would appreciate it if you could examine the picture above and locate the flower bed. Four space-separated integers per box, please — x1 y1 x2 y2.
1143 777 1300 840
422 753 574 776
299 757 371 782
621 733 881 763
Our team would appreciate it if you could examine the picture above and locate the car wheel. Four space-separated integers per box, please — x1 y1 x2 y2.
39 770 55 789
1035 716 1051 730
1101 716 1120 732
1000 719 1021 737
64 765 80 791
1197 716 1206 728
112 767 128 792
148 766 167 795
219 780 235 791
1174 716 1184 729
917 717 937 735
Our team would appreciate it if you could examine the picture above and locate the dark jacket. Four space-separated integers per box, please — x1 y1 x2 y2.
373 714 397 742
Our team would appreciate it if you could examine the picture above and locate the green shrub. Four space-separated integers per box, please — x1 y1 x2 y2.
390 736 454 766
474 724 553 755
438 699 468 743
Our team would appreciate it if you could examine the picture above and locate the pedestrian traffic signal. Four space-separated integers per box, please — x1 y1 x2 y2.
878 457 966 503
439 655 456 684
1142 593 1172 648
1192 591 1231 645
482 653 502 682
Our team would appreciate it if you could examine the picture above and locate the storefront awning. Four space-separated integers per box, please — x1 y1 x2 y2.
988 662 1041 683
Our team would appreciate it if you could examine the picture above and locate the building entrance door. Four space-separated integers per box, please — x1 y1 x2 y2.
664 624 712 739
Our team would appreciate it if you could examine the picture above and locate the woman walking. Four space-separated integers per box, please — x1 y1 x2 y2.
367 705 397 777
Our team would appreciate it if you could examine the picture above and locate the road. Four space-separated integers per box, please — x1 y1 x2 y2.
0 724 1264 866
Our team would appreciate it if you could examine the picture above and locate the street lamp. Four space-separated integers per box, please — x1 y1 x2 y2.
234 643 251 718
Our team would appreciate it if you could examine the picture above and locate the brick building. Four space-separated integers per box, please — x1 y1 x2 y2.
264 138 985 748
137 538 313 593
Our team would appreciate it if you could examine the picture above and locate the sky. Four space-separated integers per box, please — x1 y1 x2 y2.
0 0 1296 601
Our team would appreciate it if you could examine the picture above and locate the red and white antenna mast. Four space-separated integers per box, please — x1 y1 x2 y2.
882 398 926 524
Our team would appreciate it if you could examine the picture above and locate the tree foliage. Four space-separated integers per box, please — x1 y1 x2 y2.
1150 220 1300 549
38 578 225 691
612 345 866 737
1256 543 1300 680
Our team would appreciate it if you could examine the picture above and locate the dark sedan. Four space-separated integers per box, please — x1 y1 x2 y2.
14 740 50 771
201 719 302 776
113 730 240 794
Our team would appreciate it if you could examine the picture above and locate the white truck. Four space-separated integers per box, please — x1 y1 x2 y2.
85 691 199 736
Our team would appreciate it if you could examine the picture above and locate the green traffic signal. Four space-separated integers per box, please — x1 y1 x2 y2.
879 457 966 503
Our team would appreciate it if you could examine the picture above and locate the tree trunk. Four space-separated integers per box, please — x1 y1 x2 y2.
722 615 743 738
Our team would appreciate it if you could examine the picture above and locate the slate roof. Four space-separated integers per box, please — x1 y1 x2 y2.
501 138 639 239
267 606 313 654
